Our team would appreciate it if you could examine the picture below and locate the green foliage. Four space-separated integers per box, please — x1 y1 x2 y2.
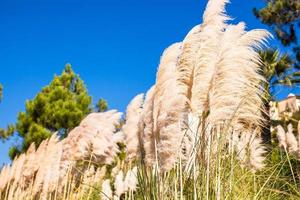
81 185 102 200
259 49 296 142
255 1 300 143
0 125 15 141
117 142 127 161
132 147 300 200
254 0 300 66
262 146 300 199
8 146 21 161
9 64 92 159
259 49 296 100
96 98 108 112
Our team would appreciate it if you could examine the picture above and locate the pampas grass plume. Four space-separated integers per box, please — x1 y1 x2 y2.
101 179 113 200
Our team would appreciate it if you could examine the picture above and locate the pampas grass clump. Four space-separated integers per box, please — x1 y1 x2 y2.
136 0 271 172
0 110 124 200
3 0 299 199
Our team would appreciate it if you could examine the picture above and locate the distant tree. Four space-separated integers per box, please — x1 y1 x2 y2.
254 1 300 142
259 49 299 142
96 98 108 112
259 49 299 100
254 0 300 66
0 84 15 140
0 84 2 102
6 64 92 159
0 125 14 142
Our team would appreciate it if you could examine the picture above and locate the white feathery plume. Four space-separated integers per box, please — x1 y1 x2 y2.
184 3 270 173
33 140 48 174
184 112 200 172
93 166 106 183
82 166 95 186
206 26 269 171
202 0 230 28
110 166 119 179
5 157 17 188
176 24 200 102
170 1 232 169
248 134 266 172
11 153 26 187
42 140 62 196
101 179 113 200
58 127 86 188
90 110 122 164
113 131 124 144
122 93 144 161
207 23 245 125
59 110 122 186
93 133 117 165
235 133 247 164
0 166 5 190
68 127 91 160
200 19 270 171
286 123 298 154
208 22 270 131
22 143 36 188
33 134 59 196
153 42 188 171
190 0 230 114
124 166 138 191
238 29 271 48
0 165 10 191
141 86 156 167
276 125 287 149
40 134 61 199
114 170 125 197
7 183 18 200
235 131 266 172
81 109 121 127
113 195 119 200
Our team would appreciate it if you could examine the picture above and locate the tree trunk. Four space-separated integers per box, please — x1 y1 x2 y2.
262 101 271 144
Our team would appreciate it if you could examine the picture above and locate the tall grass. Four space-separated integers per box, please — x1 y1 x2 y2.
1 112 300 199
1 0 300 199
134 139 300 200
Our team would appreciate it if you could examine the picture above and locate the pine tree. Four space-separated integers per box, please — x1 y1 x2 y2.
254 0 300 66
7 64 92 159
96 98 108 112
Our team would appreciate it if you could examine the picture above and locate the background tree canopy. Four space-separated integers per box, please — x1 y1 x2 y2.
96 98 108 112
254 0 300 144
7 64 94 159
254 0 300 67
0 84 2 102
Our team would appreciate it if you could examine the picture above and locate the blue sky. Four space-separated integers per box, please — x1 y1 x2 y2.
0 0 297 165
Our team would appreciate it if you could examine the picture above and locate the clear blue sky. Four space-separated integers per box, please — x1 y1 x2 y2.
0 0 297 165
